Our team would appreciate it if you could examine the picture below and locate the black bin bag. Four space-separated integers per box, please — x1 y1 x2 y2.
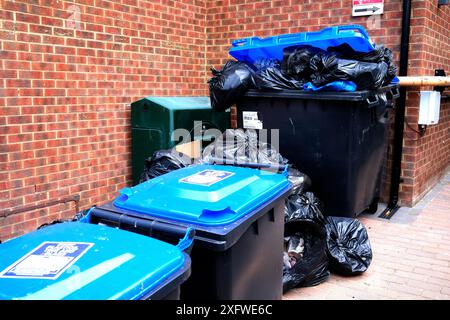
281 45 326 81
287 167 311 195
324 216 373 275
140 148 195 183
254 59 304 91
283 192 330 292
328 43 398 85
208 60 256 111
202 128 287 166
309 52 388 90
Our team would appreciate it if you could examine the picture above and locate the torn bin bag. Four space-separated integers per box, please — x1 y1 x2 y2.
325 216 373 275
283 192 330 292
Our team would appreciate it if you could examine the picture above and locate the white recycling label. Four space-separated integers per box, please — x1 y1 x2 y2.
242 111 263 129
180 169 234 186
0 242 94 280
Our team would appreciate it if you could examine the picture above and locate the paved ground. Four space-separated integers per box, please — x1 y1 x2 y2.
284 170 450 300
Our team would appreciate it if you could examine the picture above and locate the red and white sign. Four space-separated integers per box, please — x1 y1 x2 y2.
352 0 384 16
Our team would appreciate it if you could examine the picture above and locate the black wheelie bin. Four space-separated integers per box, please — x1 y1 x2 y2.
236 86 399 217
86 163 292 300
229 25 400 217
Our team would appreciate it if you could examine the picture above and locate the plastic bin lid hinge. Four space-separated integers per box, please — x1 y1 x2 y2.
77 205 95 223
282 165 289 177
176 227 195 253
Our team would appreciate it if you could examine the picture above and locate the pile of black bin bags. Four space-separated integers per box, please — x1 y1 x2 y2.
208 44 397 111
140 129 373 293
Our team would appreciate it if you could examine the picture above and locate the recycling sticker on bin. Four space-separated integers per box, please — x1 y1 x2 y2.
242 111 263 129
0 242 93 280
180 169 234 186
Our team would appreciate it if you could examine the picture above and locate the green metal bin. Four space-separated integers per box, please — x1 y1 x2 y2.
131 96 230 185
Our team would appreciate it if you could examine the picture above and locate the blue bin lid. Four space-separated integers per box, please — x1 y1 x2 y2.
0 223 187 300
229 25 376 65
113 164 291 227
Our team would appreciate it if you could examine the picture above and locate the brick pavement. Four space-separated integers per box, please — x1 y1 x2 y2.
283 169 450 300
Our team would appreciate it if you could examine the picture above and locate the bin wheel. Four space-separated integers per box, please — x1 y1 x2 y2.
365 198 379 214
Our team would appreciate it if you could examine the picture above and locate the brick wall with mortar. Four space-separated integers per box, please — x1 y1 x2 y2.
206 0 449 208
401 0 450 206
0 0 449 241
0 0 208 240
206 0 404 206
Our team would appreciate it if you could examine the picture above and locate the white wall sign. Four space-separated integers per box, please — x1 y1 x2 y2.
352 0 384 16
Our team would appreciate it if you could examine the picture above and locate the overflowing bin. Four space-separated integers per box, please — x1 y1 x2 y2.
88 164 292 300
236 86 399 217
0 222 192 300
227 25 400 217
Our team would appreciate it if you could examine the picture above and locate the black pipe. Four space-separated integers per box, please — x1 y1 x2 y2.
379 0 412 219
1 195 80 218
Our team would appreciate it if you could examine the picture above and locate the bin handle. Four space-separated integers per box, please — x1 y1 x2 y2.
385 94 394 109
390 86 400 99
176 227 195 252
338 25 371 42
375 86 400 109
206 156 288 173
231 37 256 47
76 206 95 223
384 86 400 109
89 207 195 253
365 94 380 108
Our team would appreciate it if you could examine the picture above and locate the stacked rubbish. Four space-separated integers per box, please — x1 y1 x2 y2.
140 129 311 194
136 26 382 294
139 129 374 293
208 43 397 111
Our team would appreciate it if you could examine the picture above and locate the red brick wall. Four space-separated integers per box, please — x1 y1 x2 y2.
206 0 449 207
206 0 405 202
0 0 207 240
1 0 449 241
206 0 403 66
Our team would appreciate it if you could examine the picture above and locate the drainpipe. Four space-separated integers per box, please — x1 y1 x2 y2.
378 0 412 219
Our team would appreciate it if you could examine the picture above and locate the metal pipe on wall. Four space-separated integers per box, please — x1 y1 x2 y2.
0 195 80 219
398 76 450 87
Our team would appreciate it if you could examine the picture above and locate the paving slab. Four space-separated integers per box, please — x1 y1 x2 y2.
283 169 450 300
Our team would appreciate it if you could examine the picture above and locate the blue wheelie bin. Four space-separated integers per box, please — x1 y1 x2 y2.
0 222 193 300
87 164 292 300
